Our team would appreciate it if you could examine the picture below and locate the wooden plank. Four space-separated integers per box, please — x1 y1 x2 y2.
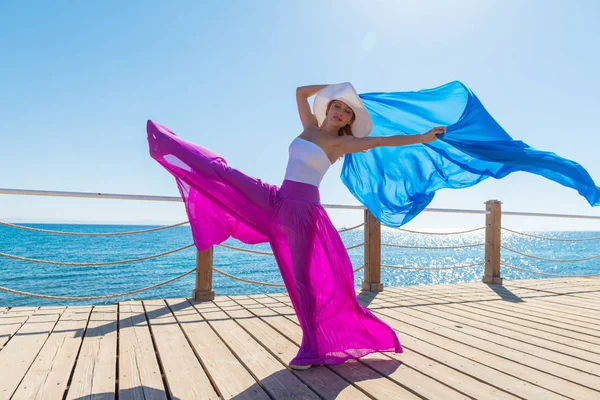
0 308 36 350
383 286 600 352
399 280 600 313
512 284 600 303
382 287 566 307
4 306 40 313
375 306 599 399
392 292 600 361
328 359 421 400
380 294 600 374
373 311 567 400
239 295 476 400
363 353 473 400
381 346 518 400
221 297 375 400
375 299 600 392
397 284 600 325
525 293 600 312
266 294 567 400
390 283 561 304
390 290 600 361
387 287 600 350
382 285 600 336
493 297 600 325
411 279 599 299
191 299 321 399
35 306 68 314
143 300 219 400
511 288 600 304
0 309 61 398
118 301 166 400
0 306 40 318
260 294 519 400
368 289 503 307
466 296 600 332
66 305 118 400
165 298 270 400
496 278 600 291
485 283 600 311
401 291 600 348
12 307 92 400
406 284 542 299
506 278 599 290
515 291 600 317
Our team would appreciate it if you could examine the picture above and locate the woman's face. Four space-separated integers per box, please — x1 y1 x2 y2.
327 100 354 127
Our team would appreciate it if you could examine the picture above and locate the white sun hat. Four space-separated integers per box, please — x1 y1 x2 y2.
313 82 373 138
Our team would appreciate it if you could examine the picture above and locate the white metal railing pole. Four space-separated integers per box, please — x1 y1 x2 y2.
0 188 182 202
4 188 600 220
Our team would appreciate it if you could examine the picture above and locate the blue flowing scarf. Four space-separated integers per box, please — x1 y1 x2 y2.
341 81 600 227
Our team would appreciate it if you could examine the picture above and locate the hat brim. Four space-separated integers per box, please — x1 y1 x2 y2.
313 83 373 138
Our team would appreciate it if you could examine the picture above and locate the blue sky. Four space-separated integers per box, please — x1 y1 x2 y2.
1 0 599 230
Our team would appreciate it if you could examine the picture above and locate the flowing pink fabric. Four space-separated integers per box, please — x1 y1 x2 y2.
147 120 402 365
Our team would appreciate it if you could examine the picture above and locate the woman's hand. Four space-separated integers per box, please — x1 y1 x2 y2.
421 126 446 143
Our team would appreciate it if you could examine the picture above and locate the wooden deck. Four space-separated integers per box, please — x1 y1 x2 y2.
1 278 599 399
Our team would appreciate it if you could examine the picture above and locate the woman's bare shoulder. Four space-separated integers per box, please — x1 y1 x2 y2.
298 126 320 141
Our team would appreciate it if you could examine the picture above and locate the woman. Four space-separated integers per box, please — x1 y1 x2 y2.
147 82 444 370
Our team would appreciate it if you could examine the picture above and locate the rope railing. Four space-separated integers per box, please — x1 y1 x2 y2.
381 243 484 250
337 222 365 233
345 242 365 250
0 268 196 301
0 262 366 300
500 246 600 263
211 264 366 287
501 227 600 242
218 241 365 256
353 265 365 273
0 216 363 269
217 244 273 256
500 263 600 278
381 261 484 271
212 267 286 287
393 226 485 235
0 220 190 236
0 244 195 266
0 238 364 266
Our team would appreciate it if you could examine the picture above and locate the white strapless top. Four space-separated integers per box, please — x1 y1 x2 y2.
284 137 332 187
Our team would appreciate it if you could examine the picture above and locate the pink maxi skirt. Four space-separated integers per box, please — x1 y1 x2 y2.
147 120 402 365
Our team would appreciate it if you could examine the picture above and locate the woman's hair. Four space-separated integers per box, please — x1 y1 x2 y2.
326 101 356 137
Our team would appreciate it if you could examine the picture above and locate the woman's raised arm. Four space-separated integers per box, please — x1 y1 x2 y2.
296 85 328 129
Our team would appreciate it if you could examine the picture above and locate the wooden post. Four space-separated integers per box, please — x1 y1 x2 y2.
192 247 215 301
362 210 383 292
482 200 503 285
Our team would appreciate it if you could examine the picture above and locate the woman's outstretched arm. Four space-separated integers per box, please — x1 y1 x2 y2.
338 127 446 154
